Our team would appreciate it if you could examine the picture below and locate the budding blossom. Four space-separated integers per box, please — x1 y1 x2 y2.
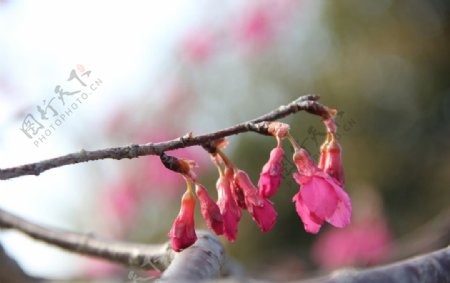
258 146 284 198
168 189 197 252
258 122 289 198
320 119 344 185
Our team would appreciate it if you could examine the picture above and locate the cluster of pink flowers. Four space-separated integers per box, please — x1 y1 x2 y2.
164 115 352 252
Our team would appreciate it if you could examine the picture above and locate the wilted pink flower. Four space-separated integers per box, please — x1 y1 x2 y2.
234 169 277 232
292 148 351 234
216 174 241 241
195 183 224 236
227 168 247 209
312 217 393 269
258 145 285 198
168 190 197 252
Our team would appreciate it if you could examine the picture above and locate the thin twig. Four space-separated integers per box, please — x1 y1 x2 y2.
0 94 329 180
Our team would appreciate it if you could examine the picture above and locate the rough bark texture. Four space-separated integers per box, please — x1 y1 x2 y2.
302 247 450 283
161 231 225 281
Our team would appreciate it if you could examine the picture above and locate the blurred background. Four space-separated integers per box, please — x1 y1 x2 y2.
0 0 449 281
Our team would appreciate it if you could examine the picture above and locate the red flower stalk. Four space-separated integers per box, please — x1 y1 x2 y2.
234 169 277 232
292 148 351 234
168 190 197 252
195 183 224 236
216 174 241 241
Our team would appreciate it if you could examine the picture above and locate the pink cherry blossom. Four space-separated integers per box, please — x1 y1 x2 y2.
195 183 224 236
234 169 277 232
216 175 241 242
168 190 197 252
312 217 393 269
258 145 285 198
102 181 139 226
292 148 351 233
237 7 273 49
181 29 214 64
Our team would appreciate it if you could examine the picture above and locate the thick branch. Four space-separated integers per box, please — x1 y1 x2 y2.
160 231 225 281
0 207 169 271
0 208 231 280
302 247 450 283
0 94 329 180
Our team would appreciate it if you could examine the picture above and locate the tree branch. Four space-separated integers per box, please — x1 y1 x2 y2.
0 208 234 280
0 94 330 180
301 247 450 283
0 207 170 271
160 231 225 281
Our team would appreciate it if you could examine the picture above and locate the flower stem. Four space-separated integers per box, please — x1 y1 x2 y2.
286 132 301 151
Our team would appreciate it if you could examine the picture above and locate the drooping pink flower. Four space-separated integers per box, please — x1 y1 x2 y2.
216 174 241 242
195 183 224 236
292 148 351 234
258 145 285 198
168 190 197 252
234 169 277 232
227 168 247 209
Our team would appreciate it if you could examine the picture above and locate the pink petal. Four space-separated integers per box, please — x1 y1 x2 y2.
258 146 284 198
326 178 352 228
216 176 241 242
195 183 224 235
249 198 277 232
300 176 338 219
292 192 323 234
